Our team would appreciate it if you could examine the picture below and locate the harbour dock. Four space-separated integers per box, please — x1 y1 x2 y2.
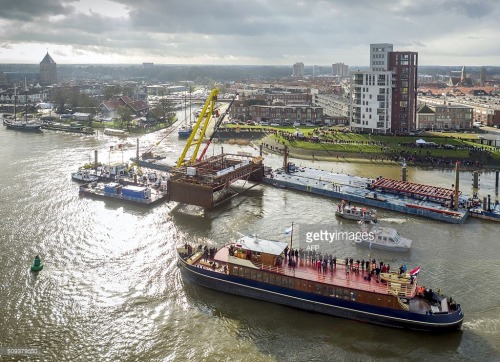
263 166 469 224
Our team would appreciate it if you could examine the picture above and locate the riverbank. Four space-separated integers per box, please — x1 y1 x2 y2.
257 136 498 170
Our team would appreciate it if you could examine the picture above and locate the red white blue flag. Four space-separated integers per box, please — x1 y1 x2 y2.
410 266 421 277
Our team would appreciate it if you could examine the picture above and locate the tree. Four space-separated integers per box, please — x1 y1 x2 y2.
104 85 122 101
51 86 68 112
117 106 133 130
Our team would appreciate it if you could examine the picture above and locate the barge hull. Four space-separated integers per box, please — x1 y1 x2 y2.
264 167 468 224
179 258 463 332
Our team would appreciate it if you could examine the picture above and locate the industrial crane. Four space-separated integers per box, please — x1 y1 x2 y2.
175 89 237 167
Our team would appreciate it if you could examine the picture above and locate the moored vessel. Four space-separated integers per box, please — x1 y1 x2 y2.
336 202 377 222
103 128 129 137
177 125 193 138
177 235 463 331
4 83 43 132
355 222 412 252
71 170 99 183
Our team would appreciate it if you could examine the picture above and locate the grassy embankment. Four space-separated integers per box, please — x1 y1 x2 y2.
223 124 500 166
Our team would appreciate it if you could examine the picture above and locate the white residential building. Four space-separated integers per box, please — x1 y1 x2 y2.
350 71 393 134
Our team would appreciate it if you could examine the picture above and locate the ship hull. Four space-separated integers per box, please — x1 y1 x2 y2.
354 239 411 252
178 256 463 332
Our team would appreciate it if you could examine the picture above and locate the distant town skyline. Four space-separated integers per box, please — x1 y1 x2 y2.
1 0 499 66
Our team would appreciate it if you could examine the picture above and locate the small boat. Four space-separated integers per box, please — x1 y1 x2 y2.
104 128 129 137
71 170 99 183
31 255 43 272
336 203 377 222
5 119 43 132
42 122 94 135
178 125 193 138
177 235 463 331
355 223 412 252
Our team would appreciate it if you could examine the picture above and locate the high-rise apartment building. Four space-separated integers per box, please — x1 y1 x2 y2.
350 72 393 134
332 62 349 78
370 43 393 71
350 44 418 133
389 51 418 131
292 62 304 78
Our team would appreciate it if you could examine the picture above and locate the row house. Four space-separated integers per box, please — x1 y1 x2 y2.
416 104 473 130
313 93 351 120
0 88 47 104
418 95 500 127
230 100 251 121
269 93 312 105
250 104 323 124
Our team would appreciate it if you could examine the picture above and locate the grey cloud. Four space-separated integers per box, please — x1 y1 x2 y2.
0 0 499 65
0 0 76 21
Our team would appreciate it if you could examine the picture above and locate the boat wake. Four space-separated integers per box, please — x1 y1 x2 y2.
378 218 407 224
462 313 500 335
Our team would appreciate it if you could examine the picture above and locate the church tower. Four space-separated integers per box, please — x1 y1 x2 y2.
460 66 466 82
40 52 57 86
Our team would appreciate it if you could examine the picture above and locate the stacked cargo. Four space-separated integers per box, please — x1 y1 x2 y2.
104 183 122 195
121 185 150 199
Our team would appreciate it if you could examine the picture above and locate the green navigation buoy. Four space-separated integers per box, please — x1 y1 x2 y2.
31 255 43 272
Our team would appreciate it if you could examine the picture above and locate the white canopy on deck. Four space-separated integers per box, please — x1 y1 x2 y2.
235 235 288 256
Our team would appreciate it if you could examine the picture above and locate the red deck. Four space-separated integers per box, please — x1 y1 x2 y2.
201 246 417 297
370 177 459 201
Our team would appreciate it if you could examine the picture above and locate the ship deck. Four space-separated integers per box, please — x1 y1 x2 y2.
194 245 418 298
79 182 168 206
264 167 468 223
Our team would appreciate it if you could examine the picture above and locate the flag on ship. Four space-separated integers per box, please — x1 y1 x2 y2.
284 226 293 235
410 266 421 277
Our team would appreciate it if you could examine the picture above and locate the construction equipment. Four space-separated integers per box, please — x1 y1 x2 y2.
197 92 238 162
168 89 264 208
176 88 220 167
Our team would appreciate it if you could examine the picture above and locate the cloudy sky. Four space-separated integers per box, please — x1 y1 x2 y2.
1 0 499 66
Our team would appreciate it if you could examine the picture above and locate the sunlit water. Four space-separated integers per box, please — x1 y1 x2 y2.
0 117 499 361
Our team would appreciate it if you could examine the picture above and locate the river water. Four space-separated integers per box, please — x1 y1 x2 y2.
0 117 499 361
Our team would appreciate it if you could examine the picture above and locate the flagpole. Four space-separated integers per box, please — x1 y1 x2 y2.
290 222 294 250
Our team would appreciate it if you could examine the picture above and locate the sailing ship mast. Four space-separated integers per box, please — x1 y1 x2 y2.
13 85 17 121
24 79 28 124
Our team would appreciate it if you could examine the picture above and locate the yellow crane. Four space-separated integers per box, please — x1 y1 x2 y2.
176 88 220 167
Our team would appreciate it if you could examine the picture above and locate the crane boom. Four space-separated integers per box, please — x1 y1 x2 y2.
197 93 238 162
176 88 220 168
